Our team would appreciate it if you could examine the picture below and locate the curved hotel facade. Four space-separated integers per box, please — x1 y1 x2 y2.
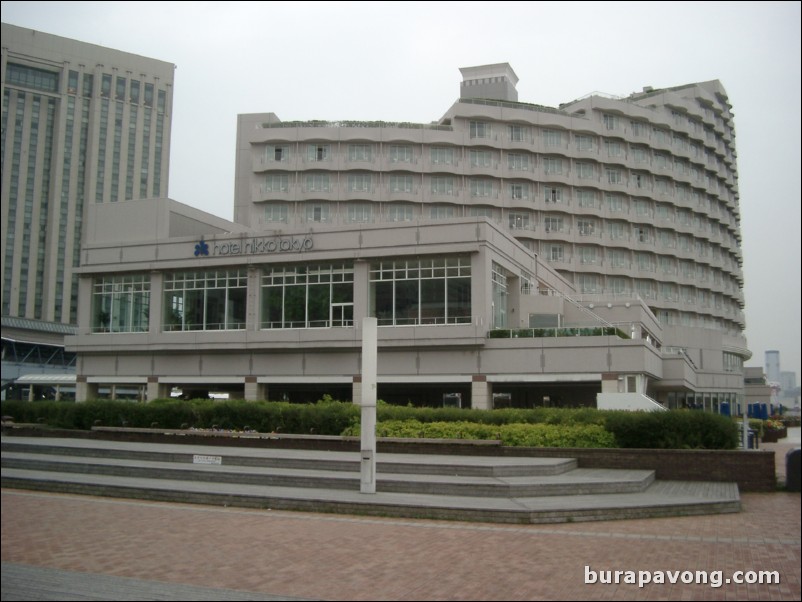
70 64 749 410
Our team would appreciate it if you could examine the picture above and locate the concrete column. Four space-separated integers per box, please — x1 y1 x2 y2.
246 266 260 331
76 377 98 402
471 375 492 410
149 271 164 335
352 376 362 406
244 377 267 401
146 377 169 402
352 261 370 325
360 317 377 494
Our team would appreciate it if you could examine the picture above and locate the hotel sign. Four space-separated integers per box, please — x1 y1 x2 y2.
194 235 313 257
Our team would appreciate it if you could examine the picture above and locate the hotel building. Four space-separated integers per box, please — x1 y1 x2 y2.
1 23 174 392
68 64 749 410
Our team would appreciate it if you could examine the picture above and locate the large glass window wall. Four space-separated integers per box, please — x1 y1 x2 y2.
370 256 471 326
262 263 354 329
164 270 247 331
91 275 150 333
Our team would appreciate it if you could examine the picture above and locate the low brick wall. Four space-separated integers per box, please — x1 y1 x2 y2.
1 425 777 492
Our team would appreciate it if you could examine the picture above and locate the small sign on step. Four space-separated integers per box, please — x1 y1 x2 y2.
193 454 222 465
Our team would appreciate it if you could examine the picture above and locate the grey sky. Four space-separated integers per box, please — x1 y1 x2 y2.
2 1 800 383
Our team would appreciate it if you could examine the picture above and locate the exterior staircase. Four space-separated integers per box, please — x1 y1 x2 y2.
1 433 741 524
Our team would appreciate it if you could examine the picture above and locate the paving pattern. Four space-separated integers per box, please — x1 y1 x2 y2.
2 488 799 601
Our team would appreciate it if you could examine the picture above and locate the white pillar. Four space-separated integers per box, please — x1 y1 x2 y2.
360 317 378 494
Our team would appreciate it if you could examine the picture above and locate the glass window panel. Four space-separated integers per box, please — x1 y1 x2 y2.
307 284 331 327
420 279 445 324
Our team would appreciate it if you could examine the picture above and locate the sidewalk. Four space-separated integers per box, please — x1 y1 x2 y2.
2 488 799 601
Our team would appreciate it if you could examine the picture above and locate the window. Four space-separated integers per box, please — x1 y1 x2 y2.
92 274 150 333
306 173 330 192
470 149 492 167
634 199 652 216
430 146 455 165
491 262 508 329
543 157 562 174
163 270 247 331
544 186 562 203
509 212 530 230
637 280 656 300
605 140 623 157
130 79 139 103
262 263 354 329
609 249 628 268
307 144 330 161
508 153 530 170
631 147 648 163
268 145 289 162
579 246 598 264
609 277 628 295
632 172 646 189
543 129 563 147
544 216 563 233
101 73 112 98
264 174 289 192
67 70 79 94
603 114 619 130
578 219 596 237
630 121 646 136
347 203 373 223
660 257 677 275
386 203 414 222
264 203 289 223
577 189 597 208
579 274 599 294
430 176 455 195
634 227 652 244
389 174 414 193
606 168 622 184
637 253 655 272
469 121 490 139
144 83 153 106
370 256 471 326
658 230 676 248
608 222 626 240
6 63 59 92
115 77 126 100
468 207 493 221
430 205 455 219
348 144 372 162
576 162 594 179
660 282 677 301
469 179 493 197
575 135 595 151
606 193 624 212
348 174 372 192
306 204 330 223
548 244 564 262
508 125 526 141
389 145 412 163
510 183 529 200
652 128 669 145
656 204 673 221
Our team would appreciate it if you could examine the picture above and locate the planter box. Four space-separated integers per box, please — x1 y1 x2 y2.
761 427 787 443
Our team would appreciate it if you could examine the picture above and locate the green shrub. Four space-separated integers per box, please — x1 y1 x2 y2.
604 410 738 449
342 419 615 448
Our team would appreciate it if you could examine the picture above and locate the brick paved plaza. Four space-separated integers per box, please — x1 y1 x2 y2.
1 488 799 601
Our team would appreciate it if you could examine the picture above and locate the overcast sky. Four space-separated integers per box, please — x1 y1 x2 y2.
3 1 800 384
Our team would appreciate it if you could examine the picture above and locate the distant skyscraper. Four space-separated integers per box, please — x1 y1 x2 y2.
765 350 781 384
1 23 174 329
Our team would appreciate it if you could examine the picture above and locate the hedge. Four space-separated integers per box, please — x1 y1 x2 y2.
0 398 738 449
